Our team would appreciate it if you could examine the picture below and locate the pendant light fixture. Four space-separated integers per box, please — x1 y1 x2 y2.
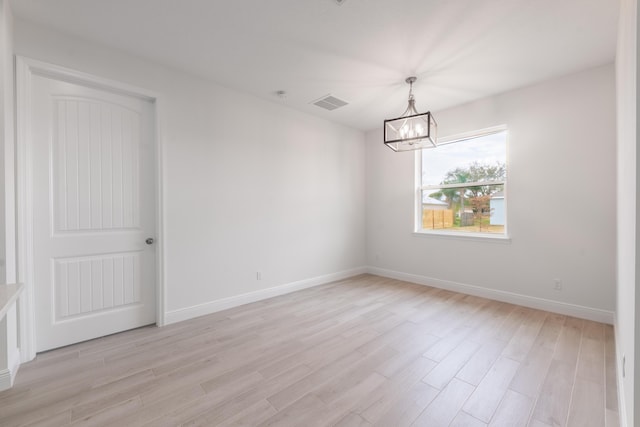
384 76 437 152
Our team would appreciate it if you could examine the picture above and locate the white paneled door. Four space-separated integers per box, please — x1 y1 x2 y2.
31 73 156 352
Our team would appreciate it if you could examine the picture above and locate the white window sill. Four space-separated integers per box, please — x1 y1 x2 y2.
412 230 512 243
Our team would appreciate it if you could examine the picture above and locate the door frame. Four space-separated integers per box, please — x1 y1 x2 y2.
15 56 166 362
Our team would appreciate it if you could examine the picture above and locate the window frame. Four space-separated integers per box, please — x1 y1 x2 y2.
414 125 510 241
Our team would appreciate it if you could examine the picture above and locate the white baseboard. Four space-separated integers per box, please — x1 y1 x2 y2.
164 267 368 325
0 350 21 392
165 266 614 326
367 266 614 324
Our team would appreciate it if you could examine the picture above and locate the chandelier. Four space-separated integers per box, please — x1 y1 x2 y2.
384 76 437 152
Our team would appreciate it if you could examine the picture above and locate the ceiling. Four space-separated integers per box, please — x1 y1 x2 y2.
10 0 619 131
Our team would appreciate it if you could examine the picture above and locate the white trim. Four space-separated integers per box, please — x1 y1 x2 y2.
16 56 36 362
17 57 157 101
164 267 368 325
0 349 20 391
15 56 165 360
414 150 423 232
412 230 511 243
422 180 505 191
613 317 628 427
437 124 508 146
154 98 166 326
367 267 615 324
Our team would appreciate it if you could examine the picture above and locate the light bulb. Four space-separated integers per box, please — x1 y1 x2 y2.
401 124 422 141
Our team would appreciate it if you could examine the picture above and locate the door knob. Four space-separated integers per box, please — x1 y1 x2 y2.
146 238 154 245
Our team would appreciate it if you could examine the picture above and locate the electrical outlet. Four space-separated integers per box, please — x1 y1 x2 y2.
553 279 562 291
256 272 262 280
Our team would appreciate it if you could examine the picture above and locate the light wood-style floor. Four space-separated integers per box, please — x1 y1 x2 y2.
0 274 619 426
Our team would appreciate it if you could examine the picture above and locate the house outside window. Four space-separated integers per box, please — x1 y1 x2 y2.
416 126 508 238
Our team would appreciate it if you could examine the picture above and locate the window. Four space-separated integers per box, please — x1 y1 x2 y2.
417 127 507 237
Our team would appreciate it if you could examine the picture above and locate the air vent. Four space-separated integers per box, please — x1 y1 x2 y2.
311 94 349 111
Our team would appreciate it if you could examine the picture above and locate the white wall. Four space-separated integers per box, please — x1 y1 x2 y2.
0 0 11 284
616 0 638 425
13 20 366 319
366 64 616 317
